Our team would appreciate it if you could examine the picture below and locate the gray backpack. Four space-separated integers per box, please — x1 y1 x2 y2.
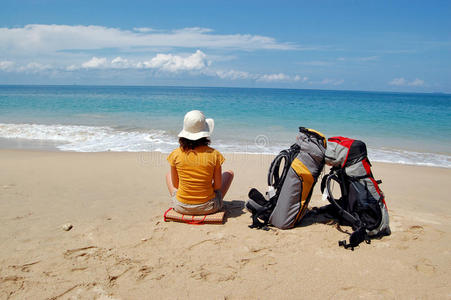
246 127 326 230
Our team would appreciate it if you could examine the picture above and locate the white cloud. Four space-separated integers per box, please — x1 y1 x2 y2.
111 56 130 68
18 62 52 72
256 73 309 82
0 24 299 57
0 24 315 85
172 27 213 34
211 70 309 82
139 50 207 72
69 50 209 73
389 77 407 86
409 78 424 86
66 64 78 71
133 27 156 33
82 57 108 69
294 75 308 82
215 69 251 80
389 77 424 86
0 60 14 71
1 47 310 86
258 73 291 82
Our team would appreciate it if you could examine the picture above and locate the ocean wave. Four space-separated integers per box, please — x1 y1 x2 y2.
0 123 178 152
0 123 449 168
368 148 451 168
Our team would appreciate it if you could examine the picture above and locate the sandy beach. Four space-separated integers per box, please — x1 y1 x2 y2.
0 149 450 299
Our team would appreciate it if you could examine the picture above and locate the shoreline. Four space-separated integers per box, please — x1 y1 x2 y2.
1 122 450 168
0 146 450 169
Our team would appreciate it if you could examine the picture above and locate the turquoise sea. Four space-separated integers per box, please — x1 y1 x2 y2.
0 85 450 167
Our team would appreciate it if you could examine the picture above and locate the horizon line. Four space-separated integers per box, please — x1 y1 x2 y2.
0 83 449 96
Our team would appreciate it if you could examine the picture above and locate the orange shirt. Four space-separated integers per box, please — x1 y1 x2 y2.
167 146 225 204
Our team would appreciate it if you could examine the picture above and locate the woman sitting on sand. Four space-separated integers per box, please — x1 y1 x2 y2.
166 110 234 215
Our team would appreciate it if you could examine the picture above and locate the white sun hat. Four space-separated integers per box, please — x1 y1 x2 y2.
178 110 214 140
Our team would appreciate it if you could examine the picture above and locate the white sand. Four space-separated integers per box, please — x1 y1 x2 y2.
0 150 450 299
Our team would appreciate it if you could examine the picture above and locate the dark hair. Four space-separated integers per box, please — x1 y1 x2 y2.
179 137 210 151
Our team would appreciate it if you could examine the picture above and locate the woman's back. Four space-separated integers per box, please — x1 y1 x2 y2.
168 145 224 204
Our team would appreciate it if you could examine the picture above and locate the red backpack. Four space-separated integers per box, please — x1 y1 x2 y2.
321 136 391 250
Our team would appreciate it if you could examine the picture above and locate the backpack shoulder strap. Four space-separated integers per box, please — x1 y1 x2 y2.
324 169 361 227
267 145 299 192
246 188 274 230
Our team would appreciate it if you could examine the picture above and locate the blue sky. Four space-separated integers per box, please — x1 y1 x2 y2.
0 0 450 92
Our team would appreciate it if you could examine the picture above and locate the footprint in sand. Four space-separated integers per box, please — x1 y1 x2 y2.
192 264 238 282
187 237 227 250
408 225 424 241
63 246 99 262
239 253 277 271
0 275 26 299
407 225 424 234
0 275 24 283
8 261 40 272
136 265 154 280
414 258 436 276
190 265 211 281
107 266 133 287
399 225 424 244
136 225 169 244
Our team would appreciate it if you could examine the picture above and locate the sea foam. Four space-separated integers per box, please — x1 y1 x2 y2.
0 123 449 168
0 123 178 152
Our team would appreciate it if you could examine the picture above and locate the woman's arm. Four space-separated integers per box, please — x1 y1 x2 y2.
171 165 179 189
213 165 222 191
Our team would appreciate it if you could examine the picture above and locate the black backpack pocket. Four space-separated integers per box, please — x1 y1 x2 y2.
348 180 382 231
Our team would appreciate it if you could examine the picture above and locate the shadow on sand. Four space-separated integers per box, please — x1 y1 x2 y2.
223 200 246 220
296 205 352 235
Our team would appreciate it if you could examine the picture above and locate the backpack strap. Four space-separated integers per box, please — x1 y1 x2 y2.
348 174 370 180
338 226 371 251
246 189 273 230
248 206 271 230
323 169 361 228
268 145 299 192
323 169 378 250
